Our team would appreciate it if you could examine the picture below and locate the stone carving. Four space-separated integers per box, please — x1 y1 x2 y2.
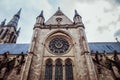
0 51 26 80
112 50 120 74
92 51 120 80
0 51 10 73
16 52 26 74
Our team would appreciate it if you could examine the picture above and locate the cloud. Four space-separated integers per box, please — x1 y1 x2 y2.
0 0 53 43
97 26 110 33
0 0 120 43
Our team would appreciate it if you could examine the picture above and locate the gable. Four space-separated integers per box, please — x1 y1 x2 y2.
45 9 73 25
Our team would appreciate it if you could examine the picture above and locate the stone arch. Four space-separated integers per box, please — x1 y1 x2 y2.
55 58 63 64
65 58 74 65
47 30 73 39
44 30 75 45
45 58 53 64
44 30 75 55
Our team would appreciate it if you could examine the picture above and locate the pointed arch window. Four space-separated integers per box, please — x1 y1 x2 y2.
65 60 74 80
44 60 53 80
55 60 63 80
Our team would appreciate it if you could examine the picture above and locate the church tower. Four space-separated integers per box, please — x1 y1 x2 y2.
0 9 21 43
26 8 97 80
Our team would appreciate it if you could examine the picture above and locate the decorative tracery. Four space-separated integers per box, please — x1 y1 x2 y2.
49 37 69 54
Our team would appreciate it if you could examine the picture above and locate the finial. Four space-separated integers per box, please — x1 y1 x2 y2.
1 19 6 26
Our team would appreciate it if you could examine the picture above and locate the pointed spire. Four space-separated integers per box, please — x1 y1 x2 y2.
37 10 45 21
38 10 44 18
0 19 6 26
36 10 45 24
7 8 22 28
73 9 83 25
74 10 80 17
15 8 22 18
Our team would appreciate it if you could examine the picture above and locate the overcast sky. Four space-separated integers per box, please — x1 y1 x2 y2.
0 0 120 43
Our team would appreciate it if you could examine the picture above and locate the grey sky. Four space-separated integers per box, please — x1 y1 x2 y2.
0 0 120 43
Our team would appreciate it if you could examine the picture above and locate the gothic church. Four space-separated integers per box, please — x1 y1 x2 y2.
0 8 120 80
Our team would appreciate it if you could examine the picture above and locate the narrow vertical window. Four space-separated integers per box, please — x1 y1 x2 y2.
0 29 4 35
1 29 9 39
55 60 63 80
44 60 52 80
65 60 74 80
8 32 14 42
12 36 16 43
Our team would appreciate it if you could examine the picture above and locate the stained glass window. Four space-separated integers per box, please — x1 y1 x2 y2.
55 60 63 80
49 37 69 54
65 60 74 80
44 60 52 80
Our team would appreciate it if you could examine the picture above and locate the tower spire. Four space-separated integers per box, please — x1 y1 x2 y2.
0 19 6 27
36 10 45 25
7 8 22 29
38 10 44 17
15 8 22 18
74 10 81 17
73 9 83 25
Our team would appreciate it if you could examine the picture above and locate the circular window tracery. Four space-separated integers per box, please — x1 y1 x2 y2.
49 37 69 54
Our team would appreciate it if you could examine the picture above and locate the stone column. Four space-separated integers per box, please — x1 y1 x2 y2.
52 62 55 80
63 62 65 80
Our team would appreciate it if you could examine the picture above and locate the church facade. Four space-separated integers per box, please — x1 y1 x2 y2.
0 8 120 80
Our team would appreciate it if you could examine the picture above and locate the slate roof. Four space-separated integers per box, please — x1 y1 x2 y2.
0 44 29 54
0 42 120 54
88 42 120 53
